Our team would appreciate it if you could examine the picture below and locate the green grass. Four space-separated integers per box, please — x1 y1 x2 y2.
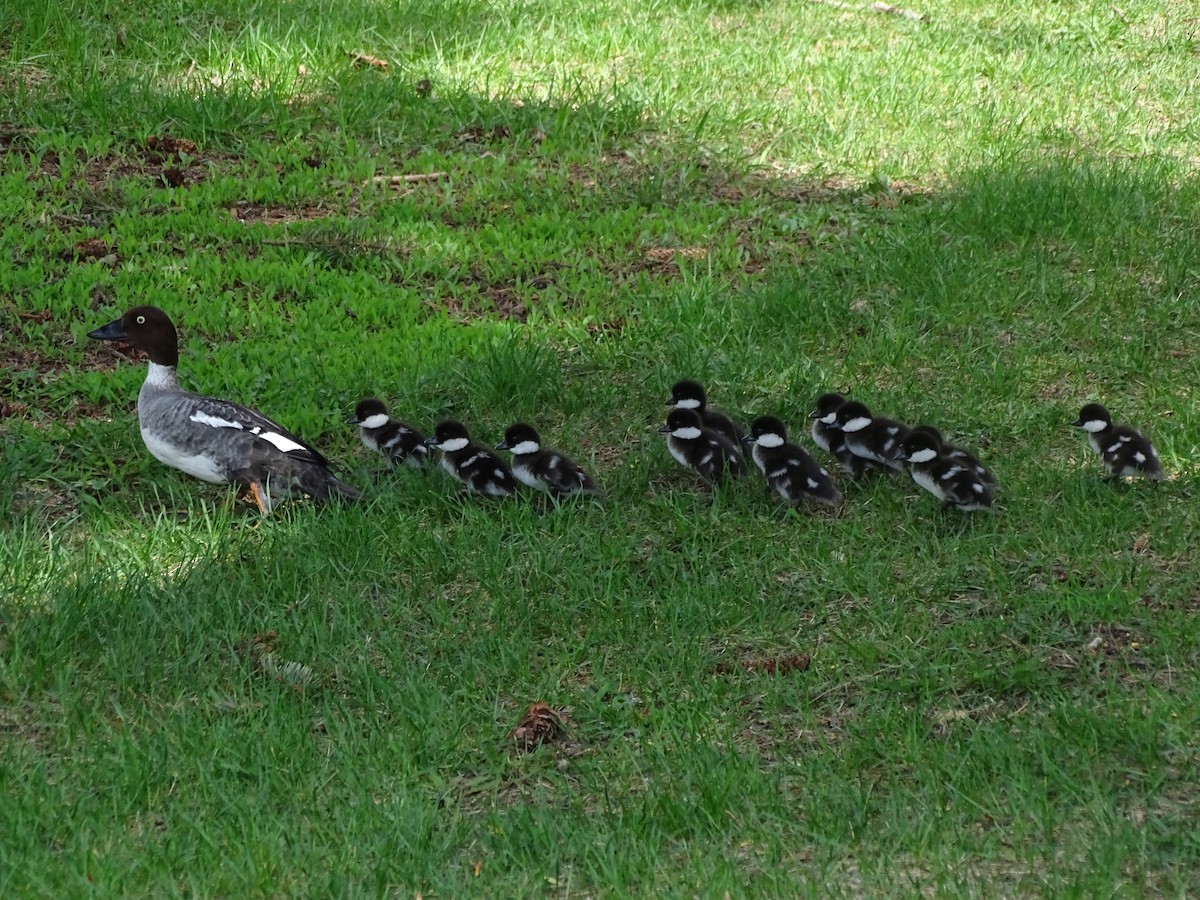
3 0 1200 895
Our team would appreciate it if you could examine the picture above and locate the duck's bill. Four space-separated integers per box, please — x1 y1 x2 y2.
88 318 127 341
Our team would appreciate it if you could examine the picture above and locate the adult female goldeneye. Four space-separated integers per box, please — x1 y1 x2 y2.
496 422 601 499
347 397 429 468
88 306 360 514
744 415 842 507
1072 403 1163 479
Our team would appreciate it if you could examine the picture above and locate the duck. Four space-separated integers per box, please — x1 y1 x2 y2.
904 424 996 486
828 400 910 472
1072 403 1163 479
87 305 359 515
666 380 745 446
425 420 518 497
809 392 880 477
659 408 746 483
895 429 994 512
744 415 842 507
496 422 601 499
347 397 429 468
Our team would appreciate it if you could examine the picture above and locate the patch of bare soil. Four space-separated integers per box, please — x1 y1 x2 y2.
20 134 218 191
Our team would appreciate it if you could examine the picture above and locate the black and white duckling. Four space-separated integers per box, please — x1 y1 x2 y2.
88 305 359 515
809 392 880 477
895 429 994 512
904 424 996 486
1072 403 1163 480
658 408 746 483
829 400 910 472
666 379 744 446
496 422 600 499
347 397 429 468
744 415 842 507
425 420 518 497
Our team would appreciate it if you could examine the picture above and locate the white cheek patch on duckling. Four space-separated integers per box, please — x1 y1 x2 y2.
672 398 701 410
360 413 389 429
672 427 703 440
1082 419 1108 433
819 412 838 425
840 416 871 433
509 440 540 455
906 447 938 464
438 437 470 453
755 434 785 448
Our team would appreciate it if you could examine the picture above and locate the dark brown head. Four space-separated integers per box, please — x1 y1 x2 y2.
88 306 179 367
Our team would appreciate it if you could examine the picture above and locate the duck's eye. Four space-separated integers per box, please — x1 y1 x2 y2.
136 315 145 324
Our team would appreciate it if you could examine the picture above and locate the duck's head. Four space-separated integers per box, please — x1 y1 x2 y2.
746 415 787 448
426 420 471 452
89 306 178 366
1073 403 1113 432
497 422 541 454
659 408 704 439
666 379 708 411
895 429 941 465
810 392 846 422
348 397 389 427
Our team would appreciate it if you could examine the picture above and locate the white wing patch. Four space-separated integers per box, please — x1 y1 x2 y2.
190 411 243 430
250 426 307 454
1133 451 1146 463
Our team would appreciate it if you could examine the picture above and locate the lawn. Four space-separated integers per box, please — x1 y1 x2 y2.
2 0 1199 895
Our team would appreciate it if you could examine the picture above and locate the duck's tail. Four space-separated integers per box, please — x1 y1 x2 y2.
307 470 361 504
